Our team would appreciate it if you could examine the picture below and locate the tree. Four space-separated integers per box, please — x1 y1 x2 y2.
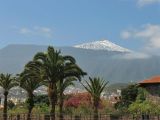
33 46 86 120
58 77 75 119
19 61 42 120
136 87 147 103
128 101 158 116
114 84 138 111
33 46 64 120
128 87 150 116
34 94 49 105
57 56 86 120
0 73 17 120
82 77 108 120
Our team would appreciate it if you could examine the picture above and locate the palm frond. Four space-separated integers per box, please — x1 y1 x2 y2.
0 73 18 91
83 77 108 101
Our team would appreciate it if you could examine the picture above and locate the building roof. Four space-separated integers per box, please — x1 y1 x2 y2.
139 76 160 84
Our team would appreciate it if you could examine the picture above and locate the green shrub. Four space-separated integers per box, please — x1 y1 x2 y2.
33 103 50 113
128 100 160 114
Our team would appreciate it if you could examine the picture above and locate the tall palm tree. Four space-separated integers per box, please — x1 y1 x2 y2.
19 61 42 120
0 73 17 120
33 46 64 120
82 77 108 120
58 56 87 120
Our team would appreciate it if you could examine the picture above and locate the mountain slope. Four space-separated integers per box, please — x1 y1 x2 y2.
74 40 130 52
1 44 160 83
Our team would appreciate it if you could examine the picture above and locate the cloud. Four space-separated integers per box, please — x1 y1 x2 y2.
19 28 31 34
137 0 160 6
18 26 53 38
121 24 160 54
121 52 151 59
121 31 131 39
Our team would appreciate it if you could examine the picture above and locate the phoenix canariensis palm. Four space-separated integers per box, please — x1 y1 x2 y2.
0 73 18 120
58 56 86 120
33 46 64 120
19 61 42 120
82 77 108 120
57 77 75 119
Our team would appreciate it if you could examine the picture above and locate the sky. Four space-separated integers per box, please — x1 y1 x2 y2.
0 0 160 54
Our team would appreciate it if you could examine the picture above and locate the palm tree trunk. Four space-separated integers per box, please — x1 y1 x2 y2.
59 79 64 120
93 100 98 120
50 101 56 120
94 107 98 120
59 96 64 120
27 107 33 120
27 94 34 120
3 91 8 120
48 83 57 120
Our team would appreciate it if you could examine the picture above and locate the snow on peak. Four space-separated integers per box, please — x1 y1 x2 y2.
74 40 131 52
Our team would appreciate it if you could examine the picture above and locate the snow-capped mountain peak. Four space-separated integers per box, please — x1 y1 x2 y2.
74 40 131 52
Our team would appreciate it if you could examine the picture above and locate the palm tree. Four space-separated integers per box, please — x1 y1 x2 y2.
57 77 75 120
82 77 108 120
58 56 86 120
33 46 64 120
33 46 86 120
19 61 42 120
0 73 17 120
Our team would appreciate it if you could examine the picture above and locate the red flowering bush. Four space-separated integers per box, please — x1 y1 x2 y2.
64 92 106 111
64 92 92 108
